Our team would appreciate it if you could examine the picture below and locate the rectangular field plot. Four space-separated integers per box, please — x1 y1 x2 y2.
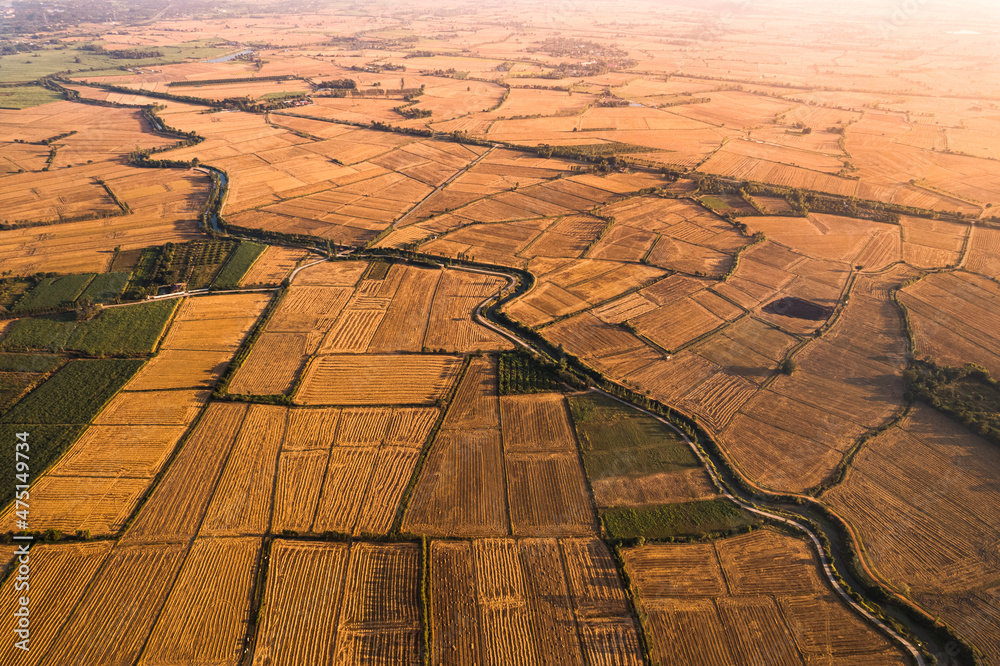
125 349 234 391
403 428 509 537
48 424 185 478
623 529 905 664
201 405 285 536
124 403 248 543
44 543 188 666
228 331 311 396
430 538 640 666
253 541 350 666
335 543 423 665
0 474 149 535
158 293 270 352
295 354 462 405
506 453 596 536
0 541 113 666
499 393 576 452
141 537 261 666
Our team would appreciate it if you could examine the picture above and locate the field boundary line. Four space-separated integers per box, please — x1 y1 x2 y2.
450 257 929 663
307 410 341 533
391 355 473 535
27 542 117 665
591 387 927 666
133 536 200 664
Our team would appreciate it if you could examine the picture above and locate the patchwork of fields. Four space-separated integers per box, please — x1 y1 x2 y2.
3 0 1000 662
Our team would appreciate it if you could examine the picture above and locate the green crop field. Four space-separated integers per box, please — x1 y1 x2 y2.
0 353 63 374
1 358 143 426
0 40 235 83
0 299 179 356
212 241 267 289
568 392 697 478
12 274 95 313
78 271 131 304
0 424 84 508
0 85 65 109
258 90 311 101
601 499 762 539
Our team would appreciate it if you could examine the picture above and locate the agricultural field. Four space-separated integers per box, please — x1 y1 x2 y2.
624 529 908 665
430 537 643 665
823 404 1000 663
255 540 421 665
0 297 179 356
5 0 1000 662
0 541 114 666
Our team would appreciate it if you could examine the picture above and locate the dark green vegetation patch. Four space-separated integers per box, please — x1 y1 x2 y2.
362 260 392 281
125 239 237 298
568 392 699 479
497 349 564 395
0 354 62 374
0 358 143 426
77 271 131 304
0 424 84 507
601 499 762 540
212 241 268 289
0 299 179 356
905 358 1000 445
12 273 95 313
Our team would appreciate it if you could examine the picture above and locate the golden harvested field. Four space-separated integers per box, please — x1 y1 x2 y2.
823 404 1000 663
0 541 113 666
0 473 148 535
125 349 234 391
124 403 248 543
591 467 718 508
94 389 209 426
252 541 350 666
404 428 508 537
201 405 285 536
296 354 462 405
624 529 907 665
271 449 329 534
238 245 311 287
284 406 341 450
43 542 188 666
141 537 261 666
335 542 423 664
900 270 1000 376
228 331 311 395
506 453 596 536
499 393 576 452
159 293 271 352
49 424 183 478
431 538 641 665
290 260 368 286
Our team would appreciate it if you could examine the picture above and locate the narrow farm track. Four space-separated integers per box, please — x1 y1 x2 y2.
459 261 930 665
390 143 500 230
